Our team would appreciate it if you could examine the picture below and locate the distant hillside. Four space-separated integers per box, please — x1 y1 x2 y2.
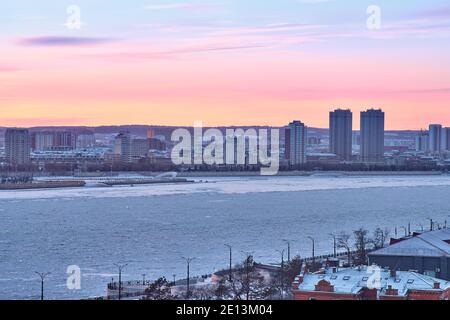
0 125 420 140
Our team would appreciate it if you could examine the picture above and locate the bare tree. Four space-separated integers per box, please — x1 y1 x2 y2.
214 255 274 300
143 277 177 300
337 232 352 266
354 228 372 265
372 227 390 250
284 255 302 284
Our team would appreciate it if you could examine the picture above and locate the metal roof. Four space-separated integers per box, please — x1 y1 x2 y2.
295 266 450 297
369 228 450 258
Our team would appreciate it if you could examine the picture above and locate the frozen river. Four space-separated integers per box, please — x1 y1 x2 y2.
1 175 450 299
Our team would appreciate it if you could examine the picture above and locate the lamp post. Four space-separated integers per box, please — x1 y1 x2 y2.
182 257 195 299
276 249 285 269
114 263 128 300
282 239 292 262
427 218 434 231
35 272 50 301
329 234 337 258
276 249 285 299
307 236 315 269
400 226 407 237
224 244 233 282
142 273 146 286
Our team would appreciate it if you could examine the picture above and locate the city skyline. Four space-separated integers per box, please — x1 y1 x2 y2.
1 1 450 129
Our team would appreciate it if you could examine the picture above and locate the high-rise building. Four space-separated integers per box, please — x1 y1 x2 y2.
429 124 442 153
131 138 150 159
285 129 291 161
329 109 353 161
360 109 385 163
114 132 132 163
286 121 307 165
76 132 96 149
31 131 76 151
5 128 31 165
442 127 450 151
32 132 54 151
415 130 429 152
54 131 75 150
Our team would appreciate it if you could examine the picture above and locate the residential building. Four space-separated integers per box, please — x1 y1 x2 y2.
5 128 31 165
292 265 450 300
31 131 76 151
76 132 96 149
429 124 442 153
114 132 132 163
415 130 429 153
443 127 450 151
360 109 385 163
286 121 307 165
131 138 150 159
329 109 353 161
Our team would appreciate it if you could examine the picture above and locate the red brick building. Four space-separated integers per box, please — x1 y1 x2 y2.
292 266 450 300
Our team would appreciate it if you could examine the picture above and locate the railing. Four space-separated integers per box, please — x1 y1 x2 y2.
302 250 359 263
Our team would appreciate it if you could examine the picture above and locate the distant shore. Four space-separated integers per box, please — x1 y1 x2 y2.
0 171 446 190
177 171 445 178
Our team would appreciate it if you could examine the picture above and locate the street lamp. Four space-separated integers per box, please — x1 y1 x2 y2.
282 239 292 262
142 273 146 286
224 244 233 282
276 249 285 269
329 234 337 258
427 218 434 231
182 257 195 299
307 236 315 269
276 249 285 300
35 272 50 301
400 226 408 237
114 263 128 300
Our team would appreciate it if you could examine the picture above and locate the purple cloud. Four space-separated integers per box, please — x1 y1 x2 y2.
418 6 450 19
15 36 115 47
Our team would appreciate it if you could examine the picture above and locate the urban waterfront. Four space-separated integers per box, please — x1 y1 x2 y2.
1 175 450 300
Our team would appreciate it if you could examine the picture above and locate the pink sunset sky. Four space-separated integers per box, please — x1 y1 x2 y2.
1 0 450 130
